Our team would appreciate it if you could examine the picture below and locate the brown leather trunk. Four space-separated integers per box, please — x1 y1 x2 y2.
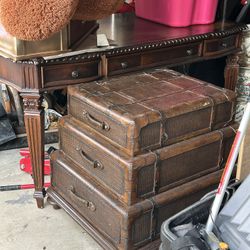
67 68 236 157
48 150 223 250
59 116 236 206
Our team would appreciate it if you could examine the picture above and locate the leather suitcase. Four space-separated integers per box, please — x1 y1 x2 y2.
59 116 236 206
48 150 223 250
68 68 236 157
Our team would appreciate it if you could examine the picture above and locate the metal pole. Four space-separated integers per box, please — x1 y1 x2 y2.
0 183 50 191
205 102 250 233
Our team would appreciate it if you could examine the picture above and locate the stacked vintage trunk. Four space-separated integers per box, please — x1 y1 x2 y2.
48 68 237 250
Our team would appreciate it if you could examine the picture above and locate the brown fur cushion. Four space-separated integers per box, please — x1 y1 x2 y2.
73 0 123 21
0 0 79 41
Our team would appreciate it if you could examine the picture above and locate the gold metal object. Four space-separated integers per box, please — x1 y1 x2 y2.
0 21 98 61
219 242 229 250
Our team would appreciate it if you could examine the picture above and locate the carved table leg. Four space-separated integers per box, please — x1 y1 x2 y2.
224 54 240 91
21 92 45 208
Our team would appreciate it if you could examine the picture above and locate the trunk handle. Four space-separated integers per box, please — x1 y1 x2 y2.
76 147 104 170
68 186 96 212
82 111 110 131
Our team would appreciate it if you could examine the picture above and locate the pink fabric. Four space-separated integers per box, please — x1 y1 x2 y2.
135 0 218 27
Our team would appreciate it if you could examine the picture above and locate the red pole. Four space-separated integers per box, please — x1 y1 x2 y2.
0 183 51 191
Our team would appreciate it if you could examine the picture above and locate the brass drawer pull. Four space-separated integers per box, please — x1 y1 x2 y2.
161 132 169 145
76 147 104 170
221 42 228 48
186 49 193 56
68 186 96 211
121 62 128 69
72 70 79 79
82 111 110 131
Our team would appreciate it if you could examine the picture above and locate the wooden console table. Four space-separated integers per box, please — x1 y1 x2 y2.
0 13 246 208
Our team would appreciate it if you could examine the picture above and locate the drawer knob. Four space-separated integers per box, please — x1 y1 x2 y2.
83 111 110 131
72 70 79 79
76 147 104 170
186 49 193 56
68 186 96 212
93 161 103 169
121 62 128 69
221 43 228 48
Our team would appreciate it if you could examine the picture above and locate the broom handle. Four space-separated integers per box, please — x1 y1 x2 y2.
205 102 250 233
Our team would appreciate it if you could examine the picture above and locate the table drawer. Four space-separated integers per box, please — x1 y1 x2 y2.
50 149 223 249
59 125 126 196
203 35 238 56
51 154 122 244
107 54 141 75
42 60 100 88
142 42 202 67
68 95 129 148
107 43 201 76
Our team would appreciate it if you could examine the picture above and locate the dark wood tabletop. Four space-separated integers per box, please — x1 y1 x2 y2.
98 13 244 46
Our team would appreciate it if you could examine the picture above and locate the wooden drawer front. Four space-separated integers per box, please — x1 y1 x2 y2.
132 211 152 244
68 96 129 148
50 153 222 250
164 107 212 145
59 117 236 207
137 164 155 198
139 121 161 149
213 102 234 129
190 84 236 129
51 159 122 244
42 60 99 88
107 54 141 75
155 184 216 234
158 139 221 192
71 67 237 157
141 42 201 67
204 35 238 56
137 130 223 198
60 128 125 196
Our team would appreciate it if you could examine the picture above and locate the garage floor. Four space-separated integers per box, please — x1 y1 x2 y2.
0 147 102 250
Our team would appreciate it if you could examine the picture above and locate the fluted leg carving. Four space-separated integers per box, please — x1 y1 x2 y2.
21 92 45 208
224 54 240 91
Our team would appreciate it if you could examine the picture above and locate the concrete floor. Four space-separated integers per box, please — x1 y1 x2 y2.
0 147 102 250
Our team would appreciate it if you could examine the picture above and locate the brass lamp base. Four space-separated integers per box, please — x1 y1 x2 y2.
0 20 98 61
